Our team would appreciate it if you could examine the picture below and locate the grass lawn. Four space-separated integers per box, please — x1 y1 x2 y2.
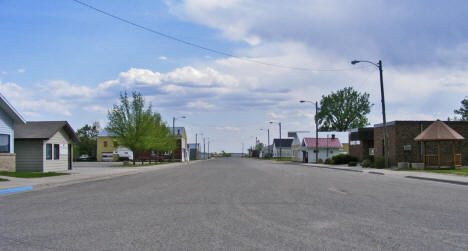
260 157 293 161
0 171 70 178
0 177 8 182
390 168 468 176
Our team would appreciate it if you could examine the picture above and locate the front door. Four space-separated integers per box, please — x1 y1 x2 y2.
303 151 308 163
68 144 72 170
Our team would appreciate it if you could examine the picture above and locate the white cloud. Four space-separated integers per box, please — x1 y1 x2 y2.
84 105 108 113
158 56 167 60
0 80 25 98
19 99 72 117
268 112 285 119
1 71 7 75
216 126 240 131
39 80 96 98
17 68 26 73
186 100 215 110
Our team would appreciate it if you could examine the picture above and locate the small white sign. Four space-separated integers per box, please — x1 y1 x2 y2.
60 144 68 155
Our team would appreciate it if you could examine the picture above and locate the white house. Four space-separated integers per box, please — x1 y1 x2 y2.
0 93 26 172
272 138 293 158
14 121 80 172
288 131 309 162
301 136 342 163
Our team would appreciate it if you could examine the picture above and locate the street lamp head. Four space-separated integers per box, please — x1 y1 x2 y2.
299 100 306 103
351 60 360 65
181 115 187 119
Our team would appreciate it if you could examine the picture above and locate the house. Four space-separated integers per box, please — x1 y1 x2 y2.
14 121 80 172
96 129 133 161
0 93 26 172
172 127 189 162
288 131 309 162
272 138 294 158
301 136 342 163
259 144 272 158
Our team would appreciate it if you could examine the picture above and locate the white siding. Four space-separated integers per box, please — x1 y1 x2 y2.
272 146 293 157
306 148 341 163
43 129 72 172
0 108 14 153
15 140 43 171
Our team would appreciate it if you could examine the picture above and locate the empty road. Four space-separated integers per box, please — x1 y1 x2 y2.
1 158 468 250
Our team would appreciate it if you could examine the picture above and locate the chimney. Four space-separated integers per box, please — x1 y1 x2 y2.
331 134 335 139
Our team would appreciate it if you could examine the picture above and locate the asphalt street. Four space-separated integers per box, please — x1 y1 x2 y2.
1 158 468 250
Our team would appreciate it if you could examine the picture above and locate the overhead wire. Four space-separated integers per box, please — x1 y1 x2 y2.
71 0 368 72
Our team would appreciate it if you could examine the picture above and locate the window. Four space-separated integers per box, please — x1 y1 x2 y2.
0 134 9 153
104 141 108 147
54 144 60 160
46 144 52 159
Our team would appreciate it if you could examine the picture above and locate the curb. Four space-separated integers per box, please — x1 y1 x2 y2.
405 176 468 186
308 165 363 173
0 186 33 195
368 171 385 175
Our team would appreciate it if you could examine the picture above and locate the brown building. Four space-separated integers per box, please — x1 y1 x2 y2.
350 121 468 167
349 127 374 162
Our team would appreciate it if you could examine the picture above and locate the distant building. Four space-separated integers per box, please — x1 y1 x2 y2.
172 127 189 162
97 129 133 161
14 121 80 172
300 136 342 163
272 138 294 157
288 131 309 162
188 143 199 160
0 93 26 172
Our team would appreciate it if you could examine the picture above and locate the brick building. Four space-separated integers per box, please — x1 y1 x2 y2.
349 127 374 162
350 120 468 167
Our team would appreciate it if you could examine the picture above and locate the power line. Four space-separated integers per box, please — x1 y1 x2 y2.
71 0 367 72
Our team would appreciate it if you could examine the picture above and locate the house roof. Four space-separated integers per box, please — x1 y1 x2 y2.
99 129 115 137
14 121 80 143
273 138 293 148
171 127 185 136
303 138 342 148
0 92 26 124
414 120 464 141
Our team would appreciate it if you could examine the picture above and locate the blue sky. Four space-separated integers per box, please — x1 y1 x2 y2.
1 0 468 152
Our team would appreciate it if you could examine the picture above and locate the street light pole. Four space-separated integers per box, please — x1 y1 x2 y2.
352 59 388 169
203 137 206 160
269 121 282 158
300 100 320 163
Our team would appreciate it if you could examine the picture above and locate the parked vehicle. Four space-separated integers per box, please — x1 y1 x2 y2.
79 154 90 161
113 147 133 161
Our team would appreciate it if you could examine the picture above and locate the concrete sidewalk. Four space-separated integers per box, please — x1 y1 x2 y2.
301 162 468 185
0 161 196 193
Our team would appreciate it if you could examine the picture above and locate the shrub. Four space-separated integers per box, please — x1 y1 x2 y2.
318 159 324 164
361 159 373 168
348 161 357 166
374 157 385 169
324 158 334 164
331 154 358 165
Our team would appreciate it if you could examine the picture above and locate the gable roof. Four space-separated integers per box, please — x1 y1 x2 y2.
0 92 26 124
273 138 293 148
414 120 464 141
171 127 185 135
303 138 342 148
14 121 80 143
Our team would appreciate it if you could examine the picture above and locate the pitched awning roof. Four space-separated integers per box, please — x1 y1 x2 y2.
414 120 464 141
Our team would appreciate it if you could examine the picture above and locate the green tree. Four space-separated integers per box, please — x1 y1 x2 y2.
316 87 372 131
74 122 100 160
107 92 159 165
148 113 177 154
454 98 468 121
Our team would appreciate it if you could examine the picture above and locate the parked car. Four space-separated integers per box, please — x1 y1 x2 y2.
79 154 90 161
113 147 133 161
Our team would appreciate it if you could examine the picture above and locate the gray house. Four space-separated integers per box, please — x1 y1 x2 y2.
14 121 80 172
0 93 26 171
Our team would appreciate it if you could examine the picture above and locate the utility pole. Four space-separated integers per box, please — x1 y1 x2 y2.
203 137 206 160
279 122 282 158
378 60 389 169
208 138 210 159
315 101 319 164
351 59 388 168
242 143 244 157
326 134 329 158
267 129 270 157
